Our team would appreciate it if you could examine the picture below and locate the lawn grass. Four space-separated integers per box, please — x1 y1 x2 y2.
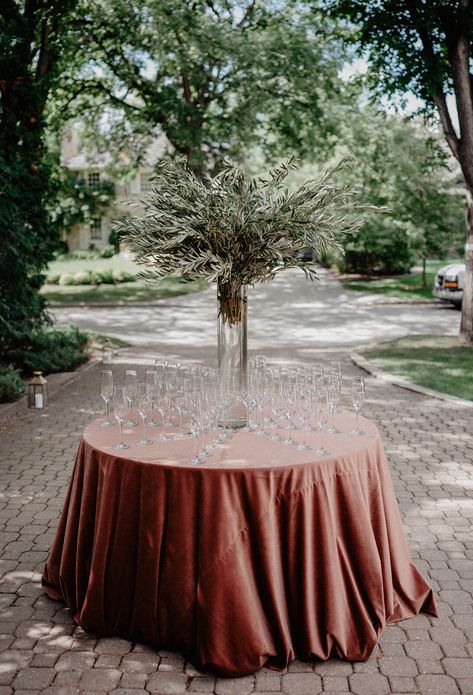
43 253 206 303
47 255 139 276
363 335 473 401
41 278 206 304
341 259 462 301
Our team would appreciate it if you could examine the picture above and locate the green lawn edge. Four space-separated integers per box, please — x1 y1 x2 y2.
340 259 463 302
362 335 473 402
41 278 206 304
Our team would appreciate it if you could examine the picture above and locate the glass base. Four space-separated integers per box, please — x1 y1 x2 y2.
351 428 365 436
328 425 340 433
113 441 130 450
296 442 311 450
125 420 139 428
101 419 114 427
315 447 330 456
138 439 153 446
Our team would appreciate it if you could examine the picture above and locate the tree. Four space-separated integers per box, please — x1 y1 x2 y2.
49 166 115 250
327 0 473 341
0 1 74 353
335 108 464 277
59 0 345 175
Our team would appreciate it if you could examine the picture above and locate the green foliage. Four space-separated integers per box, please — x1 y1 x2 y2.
108 226 123 253
48 269 135 285
49 166 115 239
55 248 117 261
0 365 25 403
116 156 364 311
6 327 89 377
59 0 346 172
0 0 76 353
363 335 473 402
333 109 464 274
326 1 466 110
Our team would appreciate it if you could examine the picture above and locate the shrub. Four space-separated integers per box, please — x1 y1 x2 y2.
100 245 116 258
0 364 25 403
58 272 75 286
108 228 123 253
6 326 89 376
113 269 135 283
73 270 96 285
338 218 414 275
95 269 115 284
46 273 62 285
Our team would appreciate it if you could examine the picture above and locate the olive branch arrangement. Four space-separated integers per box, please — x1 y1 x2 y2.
115 156 364 324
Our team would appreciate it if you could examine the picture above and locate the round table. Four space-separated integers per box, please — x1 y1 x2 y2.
42 413 437 676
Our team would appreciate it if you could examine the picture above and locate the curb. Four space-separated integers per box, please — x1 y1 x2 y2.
350 351 473 409
0 358 100 423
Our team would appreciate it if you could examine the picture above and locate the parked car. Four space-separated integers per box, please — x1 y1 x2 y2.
433 262 465 306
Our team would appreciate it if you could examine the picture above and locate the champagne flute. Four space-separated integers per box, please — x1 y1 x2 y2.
188 396 202 464
124 370 139 426
100 370 114 426
351 376 365 435
155 384 171 441
315 390 330 456
137 383 153 445
113 387 130 450
327 376 341 433
295 383 311 449
145 371 158 427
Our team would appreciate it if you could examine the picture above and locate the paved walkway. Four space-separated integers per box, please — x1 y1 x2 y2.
51 268 460 361
1 271 472 695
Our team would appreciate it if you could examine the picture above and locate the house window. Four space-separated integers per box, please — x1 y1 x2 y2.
140 173 153 193
89 217 102 241
88 172 100 189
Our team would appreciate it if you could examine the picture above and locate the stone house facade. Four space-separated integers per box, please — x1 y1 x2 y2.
61 131 167 251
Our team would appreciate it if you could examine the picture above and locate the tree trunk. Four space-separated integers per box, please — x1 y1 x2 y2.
421 257 427 289
460 187 473 342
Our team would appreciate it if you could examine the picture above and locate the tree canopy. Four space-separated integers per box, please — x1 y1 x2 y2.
327 0 473 340
58 0 347 173
0 0 75 352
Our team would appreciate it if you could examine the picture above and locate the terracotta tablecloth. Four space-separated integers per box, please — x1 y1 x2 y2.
42 413 437 676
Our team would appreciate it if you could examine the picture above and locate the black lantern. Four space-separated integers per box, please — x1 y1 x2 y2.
27 371 48 409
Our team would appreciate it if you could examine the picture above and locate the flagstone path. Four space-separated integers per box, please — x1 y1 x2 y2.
1 347 472 695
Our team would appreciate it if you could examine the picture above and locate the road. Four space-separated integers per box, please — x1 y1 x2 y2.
51 267 460 363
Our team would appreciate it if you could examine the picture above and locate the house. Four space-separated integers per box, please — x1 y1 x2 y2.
61 131 167 251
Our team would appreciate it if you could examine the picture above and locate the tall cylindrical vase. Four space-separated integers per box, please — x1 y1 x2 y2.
217 283 247 428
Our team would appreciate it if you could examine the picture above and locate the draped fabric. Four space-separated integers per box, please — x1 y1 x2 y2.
42 415 437 677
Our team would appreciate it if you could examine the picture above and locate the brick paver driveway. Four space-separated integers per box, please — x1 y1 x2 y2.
1 354 472 695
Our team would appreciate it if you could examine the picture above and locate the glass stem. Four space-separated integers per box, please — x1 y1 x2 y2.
142 416 146 441
355 409 359 431
161 412 166 438
105 399 109 420
119 420 124 446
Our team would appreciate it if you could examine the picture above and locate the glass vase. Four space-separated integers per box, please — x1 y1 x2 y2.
217 283 247 428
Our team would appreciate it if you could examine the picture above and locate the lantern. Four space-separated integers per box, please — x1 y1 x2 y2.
27 371 48 409
102 339 114 364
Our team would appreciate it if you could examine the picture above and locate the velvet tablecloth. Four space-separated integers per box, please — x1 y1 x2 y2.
42 413 437 676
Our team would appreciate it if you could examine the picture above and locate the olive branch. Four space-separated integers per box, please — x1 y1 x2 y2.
115 156 365 322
